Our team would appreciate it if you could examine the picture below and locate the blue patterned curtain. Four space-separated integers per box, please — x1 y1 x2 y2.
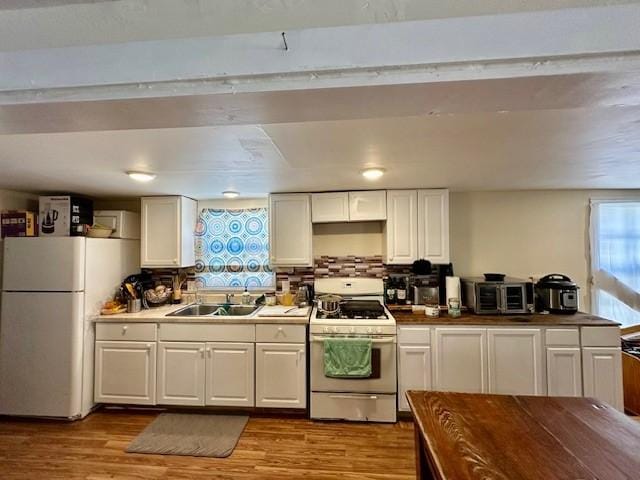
194 208 273 288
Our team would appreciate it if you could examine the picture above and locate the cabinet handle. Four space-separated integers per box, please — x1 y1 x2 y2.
146 343 152 348
199 348 205 357
206 348 211 357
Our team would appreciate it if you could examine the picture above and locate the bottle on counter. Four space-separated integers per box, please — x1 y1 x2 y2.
385 277 397 305
241 287 252 305
396 277 407 305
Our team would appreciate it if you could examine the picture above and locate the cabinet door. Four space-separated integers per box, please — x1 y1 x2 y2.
582 347 623 410
385 190 417 264
417 189 450 263
547 347 582 397
349 190 387 221
95 341 156 405
141 196 196 268
256 343 306 408
311 192 349 223
157 342 205 406
205 342 254 407
434 328 487 393
487 329 544 395
269 194 312 267
398 345 432 411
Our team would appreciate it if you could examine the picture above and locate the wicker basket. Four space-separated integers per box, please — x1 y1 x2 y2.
144 288 173 306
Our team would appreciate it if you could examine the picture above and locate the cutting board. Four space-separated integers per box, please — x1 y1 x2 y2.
257 306 310 317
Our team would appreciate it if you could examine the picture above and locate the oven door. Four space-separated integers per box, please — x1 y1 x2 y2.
310 335 397 394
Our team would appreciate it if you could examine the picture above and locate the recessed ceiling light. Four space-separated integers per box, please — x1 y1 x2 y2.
126 171 156 182
362 167 385 180
223 190 240 198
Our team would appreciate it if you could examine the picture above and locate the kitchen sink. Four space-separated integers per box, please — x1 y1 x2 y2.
211 305 259 316
166 304 258 317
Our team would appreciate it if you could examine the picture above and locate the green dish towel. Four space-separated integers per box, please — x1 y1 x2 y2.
323 337 372 378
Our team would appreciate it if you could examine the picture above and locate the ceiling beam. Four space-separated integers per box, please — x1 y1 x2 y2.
1 4 640 105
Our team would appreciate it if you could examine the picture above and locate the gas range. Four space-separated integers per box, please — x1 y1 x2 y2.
310 278 396 335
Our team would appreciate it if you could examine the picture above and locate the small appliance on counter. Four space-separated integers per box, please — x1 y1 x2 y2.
39 195 93 236
412 275 440 306
462 276 534 314
535 274 579 314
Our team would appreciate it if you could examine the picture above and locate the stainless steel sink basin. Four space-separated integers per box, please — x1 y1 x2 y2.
211 305 259 316
166 304 258 317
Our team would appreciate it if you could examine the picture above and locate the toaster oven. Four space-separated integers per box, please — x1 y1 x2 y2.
462 277 534 314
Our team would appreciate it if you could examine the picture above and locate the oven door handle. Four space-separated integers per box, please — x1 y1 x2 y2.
329 394 379 400
310 335 395 344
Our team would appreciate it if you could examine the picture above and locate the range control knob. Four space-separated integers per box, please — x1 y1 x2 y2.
367 327 374 334
376 327 383 334
350 327 356 334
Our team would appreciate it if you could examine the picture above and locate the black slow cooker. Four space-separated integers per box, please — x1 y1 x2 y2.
535 274 579 314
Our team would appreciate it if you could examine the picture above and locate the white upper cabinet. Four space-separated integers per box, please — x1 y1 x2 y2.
384 190 418 264
141 196 197 268
311 192 349 223
348 190 387 221
417 189 450 263
269 194 313 267
311 190 386 223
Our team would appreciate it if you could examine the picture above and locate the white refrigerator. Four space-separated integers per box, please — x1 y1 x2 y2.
0 237 139 419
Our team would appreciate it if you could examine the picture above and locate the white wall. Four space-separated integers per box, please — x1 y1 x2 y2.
313 222 383 257
450 190 640 312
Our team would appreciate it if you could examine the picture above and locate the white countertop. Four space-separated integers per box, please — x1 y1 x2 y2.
95 303 312 324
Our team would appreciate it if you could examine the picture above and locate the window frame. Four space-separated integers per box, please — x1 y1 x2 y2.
589 197 640 324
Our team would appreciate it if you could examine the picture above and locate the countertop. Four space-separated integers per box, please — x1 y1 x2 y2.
408 391 640 479
389 308 620 327
95 304 312 325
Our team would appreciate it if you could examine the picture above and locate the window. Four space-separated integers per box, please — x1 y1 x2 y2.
193 207 274 289
591 200 640 326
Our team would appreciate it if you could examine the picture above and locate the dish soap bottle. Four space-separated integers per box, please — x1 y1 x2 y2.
241 287 252 305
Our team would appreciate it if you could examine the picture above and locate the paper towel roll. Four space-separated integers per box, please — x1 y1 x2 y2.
445 276 461 301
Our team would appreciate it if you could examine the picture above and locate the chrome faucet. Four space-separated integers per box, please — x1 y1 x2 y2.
225 292 234 304
195 286 202 305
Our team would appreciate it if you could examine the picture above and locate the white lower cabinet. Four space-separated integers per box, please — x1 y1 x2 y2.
582 347 623 410
157 341 255 407
157 342 206 406
487 328 544 395
546 347 582 397
206 342 254 407
256 343 306 408
95 341 156 405
434 327 487 393
398 345 432 411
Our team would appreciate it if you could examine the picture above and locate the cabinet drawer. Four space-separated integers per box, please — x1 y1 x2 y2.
545 328 579 346
96 323 157 341
256 324 306 343
397 326 431 345
581 326 621 347
158 323 255 342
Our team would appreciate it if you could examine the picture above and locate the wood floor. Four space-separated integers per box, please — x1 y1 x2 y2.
0 410 416 480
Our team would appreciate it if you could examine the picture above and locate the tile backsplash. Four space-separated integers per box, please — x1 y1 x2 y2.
145 256 412 293
275 255 412 291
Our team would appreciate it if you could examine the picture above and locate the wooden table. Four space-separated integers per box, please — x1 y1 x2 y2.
407 391 640 480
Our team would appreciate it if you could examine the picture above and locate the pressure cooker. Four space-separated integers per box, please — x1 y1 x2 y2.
535 274 579 314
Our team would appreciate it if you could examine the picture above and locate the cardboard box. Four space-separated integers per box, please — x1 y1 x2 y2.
39 195 93 236
1 210 38 238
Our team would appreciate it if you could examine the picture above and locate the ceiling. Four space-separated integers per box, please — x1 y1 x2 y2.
1 103 639 198
0 2 639 198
